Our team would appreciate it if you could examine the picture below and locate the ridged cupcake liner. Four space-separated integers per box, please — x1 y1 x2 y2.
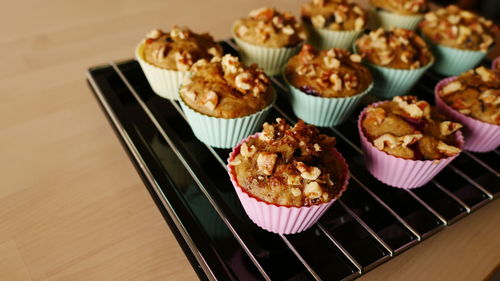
179 93 275 149
135 42 187 100
375 9 423 30
358 101 464 189
426 40 487 76
227 133 350 234
435 77 500 152
232 34 302 76
363 60 433 98
303 23 363 50
493 56 500 70
284 74 373 126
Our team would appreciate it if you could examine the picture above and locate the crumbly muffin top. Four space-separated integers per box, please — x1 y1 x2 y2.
370 0 428 15
301 0 367 31
285 44 372 97
362 96 463 160
438 66 500 125
230 119 347 207
141 27 223 71
420 5 497 51
233 7 306 48
180 54 275 118
355 27 433 69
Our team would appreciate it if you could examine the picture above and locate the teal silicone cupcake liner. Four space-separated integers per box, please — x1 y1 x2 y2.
284 74 373 127
179 93 276 148
366 60 433 98
427 41 487 76
303 23 363 50
232 34 302 76
375 9 423 30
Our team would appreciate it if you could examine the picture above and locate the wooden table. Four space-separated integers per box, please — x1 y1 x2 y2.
1 0 498 280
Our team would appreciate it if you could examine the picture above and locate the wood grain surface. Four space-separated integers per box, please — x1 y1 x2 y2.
0 0 498 280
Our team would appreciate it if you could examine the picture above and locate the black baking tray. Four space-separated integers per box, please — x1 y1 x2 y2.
87 40 499 280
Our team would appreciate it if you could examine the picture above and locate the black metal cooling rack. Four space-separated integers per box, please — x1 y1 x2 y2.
87 40 499 281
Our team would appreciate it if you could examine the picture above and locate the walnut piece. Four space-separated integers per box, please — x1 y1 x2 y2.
439 121 463 136
295 162 321 180
437 141 461 156
304 182 322 199
257 152 278 175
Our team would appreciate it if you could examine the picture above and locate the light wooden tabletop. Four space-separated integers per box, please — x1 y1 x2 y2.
1 0 499 280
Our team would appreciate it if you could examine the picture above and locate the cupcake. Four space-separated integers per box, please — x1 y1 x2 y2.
359 96 464 188
301 0 368 50
284 44 373 126
227 119 349 234
179 54 276 148
232 7 306 76
435 66 500 152
371 0 428 30
136 27 223 100
419 5 497 76
355 27 433 98
493 57 500 70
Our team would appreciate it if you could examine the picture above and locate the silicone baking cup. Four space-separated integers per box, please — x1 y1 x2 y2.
303 23 363 50
232 26 302 76
492 56 500 70
179 91 276 149
227 133 350 234
426 40 487 76
284 73 373 126
135 42 187 100
435 77 500 152
358 101 464 189
374 9 423 30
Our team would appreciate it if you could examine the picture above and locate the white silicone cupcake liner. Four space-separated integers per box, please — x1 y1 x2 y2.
435 77 500 152
375 9 423 30
179 92 276 149
304 23 363 50
232 34 302 76
284 72 373 126
135 42 187 100
426 40 487 76
227 133 350 234
358 101 464 189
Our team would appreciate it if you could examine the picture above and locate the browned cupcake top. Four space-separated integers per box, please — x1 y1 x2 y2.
180 54 275 118
230 119 346 207
371 0 428 15
438 67 500 125
301 0 367 31
362 96 462 160
355 27 433 69
285 44 372 98
233 7 306 48
141 27 223 71
420 5 497 51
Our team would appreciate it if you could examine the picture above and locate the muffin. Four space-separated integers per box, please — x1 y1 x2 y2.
179 54 276 148
227 119 349 234
232 7 306 75
301 0 368 50
284 44 373 126
435 66 500 152
419 5 497 76
371 0 428 30
355 27 433 98
136 26 223 100
359 96 464 188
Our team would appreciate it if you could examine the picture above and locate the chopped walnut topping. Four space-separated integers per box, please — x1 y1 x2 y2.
365 107 386 126
324 56 341 69
296 161 321 180
235 72 252 91
373 133 423 150
221 54 239 74
476 66 495 82
174 51 193 71
288 176 302 186
240 143 257 158
259 122 275 141
146 29 162 40
282 25 295 35
229 158 241 166
437 141 461 156
440 121 463 136
314 143 322 152
201 90 218 111
393 96 427 118
291 187 302 197
304 182 322 199
479 90 500 106
349 54 362 63
441 81 463 96
311 14 326 28
257 152 278 175
329 73 343 91
170 26 191 40
180 87 197 101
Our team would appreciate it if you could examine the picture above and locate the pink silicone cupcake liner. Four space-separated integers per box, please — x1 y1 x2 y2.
358 101 464 189
435 77 500 152
493 57 500 70
227 133 350 235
